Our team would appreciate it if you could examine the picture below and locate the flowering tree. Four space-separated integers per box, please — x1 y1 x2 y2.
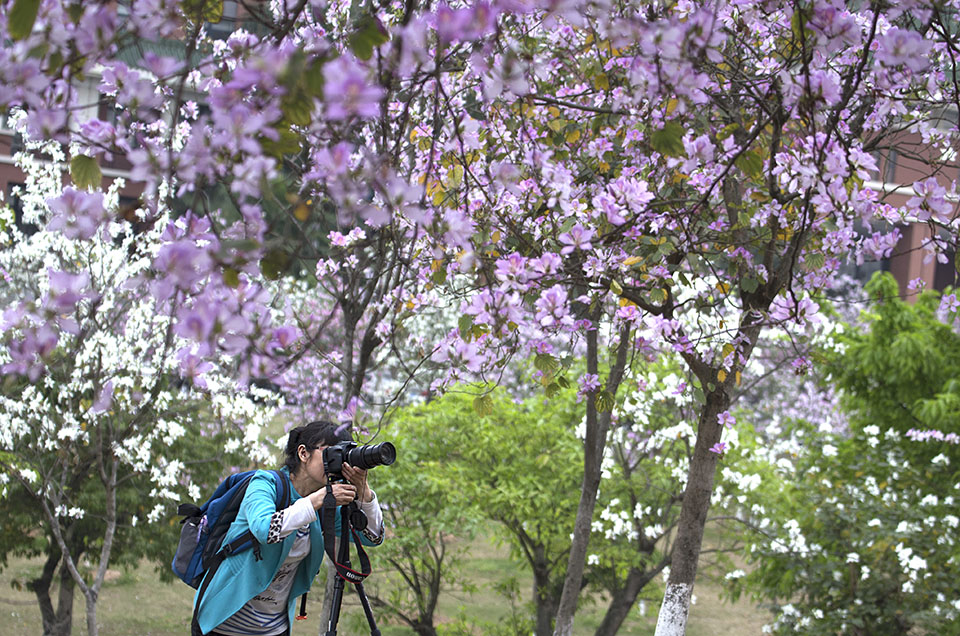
405 3 960 634
3 1 960 636
730 274 960 634
0 144 279 635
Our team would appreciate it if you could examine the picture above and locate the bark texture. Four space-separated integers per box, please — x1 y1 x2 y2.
552 325 631 636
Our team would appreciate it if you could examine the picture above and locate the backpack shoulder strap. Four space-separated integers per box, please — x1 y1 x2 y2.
270 469 291 508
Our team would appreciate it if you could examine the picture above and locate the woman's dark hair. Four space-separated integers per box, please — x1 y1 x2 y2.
283 420 350 473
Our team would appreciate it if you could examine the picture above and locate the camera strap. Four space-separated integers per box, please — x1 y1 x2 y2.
320 485 372 584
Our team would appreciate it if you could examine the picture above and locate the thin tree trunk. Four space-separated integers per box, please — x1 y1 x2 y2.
653 395 727 636
85 591 98 636
533 562 559 636
54 560 76 636
32 550 61 635
553 325 631 636
594 563 667 636
412 623 439 636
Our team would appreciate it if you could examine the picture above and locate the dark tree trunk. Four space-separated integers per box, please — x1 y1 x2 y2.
32 550 61 636
594 564 667 636
32 542 80 636
533 562 560 636
553 325 632 636
412 623 439 636
654 394 727 636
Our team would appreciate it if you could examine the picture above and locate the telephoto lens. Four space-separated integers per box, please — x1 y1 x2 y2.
345 442 396 470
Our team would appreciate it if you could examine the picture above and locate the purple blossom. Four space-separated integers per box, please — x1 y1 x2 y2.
808 2 861 53
79 119 117 153
708 441 727 455
876 27 932 73
323 56 384 121
268 325 300 354
142 52 184 78
174 305 216 342
717 411 735 429
74 6 118 57
177 348 214 389
577 373 600 402
534 285 571 329
494 253 530 289
769 295 821 328
231 156 278 199
557 224 595 255
25 109 68 141
152 240 214 297
47 188 109 240
907 177 953 223
906 428 960 444
90 380 115 414
443 209 475 247
308 142 353 180
45 270 92 313
791 356 812 375
940 293 959 316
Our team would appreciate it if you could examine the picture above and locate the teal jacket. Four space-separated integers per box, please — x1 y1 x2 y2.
193 469 380 635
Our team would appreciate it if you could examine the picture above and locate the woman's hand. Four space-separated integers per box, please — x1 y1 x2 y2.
308 483 357 509
342 464 373 503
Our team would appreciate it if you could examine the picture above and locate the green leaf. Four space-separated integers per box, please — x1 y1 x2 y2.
303 60 326 97
595 390 615 413
804 252 826 271
735 150 765 179
9 0 41 41
473 395 494 417
260 127 301 158
204 0 224 22
67 3 84 22
70 155 102 190
556 375 570 389
534 353 560 375
348 15 389 61
458 314 474 339
650 121 685 157
545 382 561 398
432 267 447 285
282 89 313 127
223 267 240 288
609 279 623 296
260 248 290 280
741 277 760 293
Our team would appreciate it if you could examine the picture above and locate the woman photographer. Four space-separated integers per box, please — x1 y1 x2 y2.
194 420 385 636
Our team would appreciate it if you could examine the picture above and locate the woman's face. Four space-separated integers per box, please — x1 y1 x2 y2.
299 444 329 489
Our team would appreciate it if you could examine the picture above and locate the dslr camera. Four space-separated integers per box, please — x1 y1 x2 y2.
322 440 396 480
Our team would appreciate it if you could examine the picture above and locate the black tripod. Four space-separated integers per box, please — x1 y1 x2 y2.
322 496 381 636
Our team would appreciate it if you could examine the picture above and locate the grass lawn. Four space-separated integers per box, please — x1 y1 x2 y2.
0 537 770 635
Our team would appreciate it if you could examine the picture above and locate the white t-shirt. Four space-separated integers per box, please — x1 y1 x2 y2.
214 492 383 636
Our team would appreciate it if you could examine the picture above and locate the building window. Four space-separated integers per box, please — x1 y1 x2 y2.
884 148 898 184
1 110 25 154
934 248 957 291
207 0 239 40
6 182 37 236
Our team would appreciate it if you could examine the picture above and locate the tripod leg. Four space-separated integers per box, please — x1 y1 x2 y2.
354 581 381 636
324 575 347 636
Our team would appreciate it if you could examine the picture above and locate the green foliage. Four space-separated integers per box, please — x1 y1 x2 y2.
829 272 960 461
348 15 390 61
649 121 685 157
8 0 40 41
735 276 960 634
366 398 483 630
69 155 102 191
374 384 583 634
